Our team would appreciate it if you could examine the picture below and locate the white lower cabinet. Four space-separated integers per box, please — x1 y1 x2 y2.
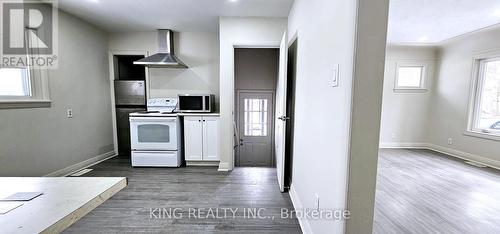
184 117 204 160
184 116 219 163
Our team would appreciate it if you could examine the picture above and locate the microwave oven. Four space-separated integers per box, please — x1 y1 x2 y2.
178 94 215 113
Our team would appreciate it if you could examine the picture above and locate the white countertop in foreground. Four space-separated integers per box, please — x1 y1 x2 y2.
0 177 127 234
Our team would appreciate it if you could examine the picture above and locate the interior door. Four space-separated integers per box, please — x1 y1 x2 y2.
238 92 274 167
275 31 288 192
284 39 298 190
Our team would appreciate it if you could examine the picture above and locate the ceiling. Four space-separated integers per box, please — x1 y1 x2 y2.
388 0 500 44
57 0 500 44
57 0 294 32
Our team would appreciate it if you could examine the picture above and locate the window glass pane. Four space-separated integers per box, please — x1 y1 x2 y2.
477 60 500 131
397 66 423 88
244 98 268 136
0 68 30 96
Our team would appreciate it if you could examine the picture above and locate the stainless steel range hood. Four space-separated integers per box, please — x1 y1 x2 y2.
134 29 188 68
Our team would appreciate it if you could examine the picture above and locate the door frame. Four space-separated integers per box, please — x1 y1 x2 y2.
235 89 276 167
108 50 149 155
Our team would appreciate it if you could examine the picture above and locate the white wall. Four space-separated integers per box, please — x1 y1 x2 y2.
427 26 500 165
286 0 389 233
287 0 355 232
379 45 438 146
108 31 220 106
218 17 287 171
0 10 113 176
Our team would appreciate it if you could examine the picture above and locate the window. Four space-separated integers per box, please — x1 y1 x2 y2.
244 98 268 136
0 68 31 97
469 58 500 136
0 66 50 108
395 64 426 90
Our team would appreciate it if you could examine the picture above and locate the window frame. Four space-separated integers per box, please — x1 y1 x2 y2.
466 55 500 140
0 66 51 108
394 62 428 92
0 28 51 109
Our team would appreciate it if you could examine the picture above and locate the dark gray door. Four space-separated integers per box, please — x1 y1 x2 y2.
237 91 275 167
284 39 297 188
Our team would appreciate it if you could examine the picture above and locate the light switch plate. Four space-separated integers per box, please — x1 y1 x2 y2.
332 64 339 87
314 193 320 211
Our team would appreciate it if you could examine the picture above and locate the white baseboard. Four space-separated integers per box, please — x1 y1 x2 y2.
379 142 428 149
380 142 500 171
44 151 116 177
288 184 313 234
425 143 500 171
186 161 219 167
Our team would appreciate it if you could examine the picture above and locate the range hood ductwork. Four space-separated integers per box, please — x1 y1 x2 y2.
134 29 188 68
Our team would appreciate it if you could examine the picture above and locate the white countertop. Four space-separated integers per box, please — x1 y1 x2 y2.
130 112 220 117
178 113 220 116
0 177 127 234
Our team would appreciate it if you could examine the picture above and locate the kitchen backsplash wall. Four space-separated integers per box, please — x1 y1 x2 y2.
108 31 220 110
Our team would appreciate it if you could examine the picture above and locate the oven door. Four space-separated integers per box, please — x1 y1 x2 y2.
130 117 178 151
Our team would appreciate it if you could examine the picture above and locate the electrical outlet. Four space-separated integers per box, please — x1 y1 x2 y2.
67 109 73 118
314 193 320 211
447 138 453 145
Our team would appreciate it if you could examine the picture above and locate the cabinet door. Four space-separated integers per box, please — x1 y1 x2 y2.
202 117 220 161
184 117 203 160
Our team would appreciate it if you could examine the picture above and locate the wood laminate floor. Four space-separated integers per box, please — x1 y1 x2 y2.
64 158 301 234
65 149 500 233
374 149 500 234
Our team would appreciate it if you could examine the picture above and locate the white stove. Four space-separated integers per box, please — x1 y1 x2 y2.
129 98 182 167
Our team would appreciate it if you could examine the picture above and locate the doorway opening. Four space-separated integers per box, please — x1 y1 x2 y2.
111 54 147 158
234 48 279 167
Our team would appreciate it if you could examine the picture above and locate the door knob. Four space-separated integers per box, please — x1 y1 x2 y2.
278 116 290 121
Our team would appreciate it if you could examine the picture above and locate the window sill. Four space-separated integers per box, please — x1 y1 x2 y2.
463 130 500 142
393 88 428 93
0 100 51 109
